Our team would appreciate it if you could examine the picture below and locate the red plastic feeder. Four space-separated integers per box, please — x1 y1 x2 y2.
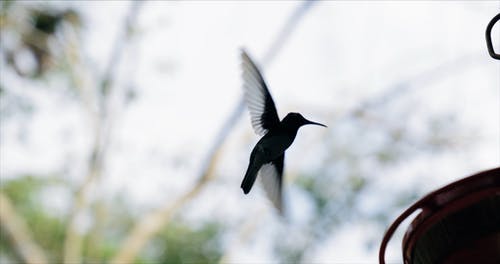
379 167 500 264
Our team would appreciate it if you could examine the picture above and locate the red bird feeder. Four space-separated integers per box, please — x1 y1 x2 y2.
379 167 500 264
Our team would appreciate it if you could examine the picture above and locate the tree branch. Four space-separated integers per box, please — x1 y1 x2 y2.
0 192 48 264
342 52 484 121
62 2 142 263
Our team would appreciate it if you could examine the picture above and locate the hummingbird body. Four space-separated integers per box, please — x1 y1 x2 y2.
239 50 326 213
241 119 298 195
255 120 300 162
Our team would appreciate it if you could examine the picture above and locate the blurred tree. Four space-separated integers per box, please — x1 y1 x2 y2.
0 176 223 263
1 4 80 78
1 2 225 263
0 176 63 263
145 222 222 264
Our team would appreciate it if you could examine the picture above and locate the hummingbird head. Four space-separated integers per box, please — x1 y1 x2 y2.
283 112 327 129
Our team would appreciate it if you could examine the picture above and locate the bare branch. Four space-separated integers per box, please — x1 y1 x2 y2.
343 52 484 121
62 2 142 263
0 192 48 264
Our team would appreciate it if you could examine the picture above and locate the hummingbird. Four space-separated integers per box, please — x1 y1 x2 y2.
240 50 326 213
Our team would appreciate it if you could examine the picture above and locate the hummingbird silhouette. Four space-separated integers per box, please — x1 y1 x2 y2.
240 50 326 213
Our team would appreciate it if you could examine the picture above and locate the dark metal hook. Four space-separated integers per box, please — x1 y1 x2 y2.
485 13 500 60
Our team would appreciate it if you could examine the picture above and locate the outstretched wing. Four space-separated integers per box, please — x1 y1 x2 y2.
241 50 280 136
259 153 285 214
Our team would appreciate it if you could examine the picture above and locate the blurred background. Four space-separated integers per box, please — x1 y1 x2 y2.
0 1 499 263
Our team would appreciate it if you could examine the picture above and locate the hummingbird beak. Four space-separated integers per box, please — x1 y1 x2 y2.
304 119 327 127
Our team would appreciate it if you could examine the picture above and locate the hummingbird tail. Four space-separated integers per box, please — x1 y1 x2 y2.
241 163 261 194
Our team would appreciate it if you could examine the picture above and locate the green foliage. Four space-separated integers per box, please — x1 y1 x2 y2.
275 243 305 264
140 221 222 264
0 176 67 263
296 176 329 214
31 11 61 34
0 176 223 263
1 0 14 11
1 176 47 210
0 216 17 262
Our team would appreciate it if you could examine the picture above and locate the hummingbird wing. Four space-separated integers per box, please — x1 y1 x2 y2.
241 50 280 136
259 153 284 214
